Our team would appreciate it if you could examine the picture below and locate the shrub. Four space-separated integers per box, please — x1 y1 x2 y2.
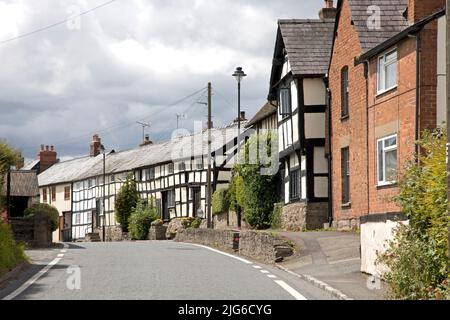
378 128 450 300
128 198 159 240
212 188 229 215
229 132 279 229
24 203 59 232
190 217 202 229
0 221 26 277
270 203 284 229
115 173 139 232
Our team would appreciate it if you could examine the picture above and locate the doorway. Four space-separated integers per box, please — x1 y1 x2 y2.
193 187 201 217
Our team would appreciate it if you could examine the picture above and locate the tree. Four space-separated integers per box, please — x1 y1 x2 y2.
128 198 159 240
24 203 59 232
231 132 279 229
115 173 139 232
0 141 20 211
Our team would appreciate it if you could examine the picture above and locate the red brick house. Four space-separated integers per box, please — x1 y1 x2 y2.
328 0 446 232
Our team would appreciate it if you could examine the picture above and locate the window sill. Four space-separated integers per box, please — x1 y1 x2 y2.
376 85 397 98
377 182 397 189
341 202 352 209
340 114 349 121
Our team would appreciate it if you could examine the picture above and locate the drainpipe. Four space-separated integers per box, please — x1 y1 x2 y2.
408 32 422 154
326 83 333 227
364 61 370 218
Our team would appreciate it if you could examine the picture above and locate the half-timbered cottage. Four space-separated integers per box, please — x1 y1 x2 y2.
266 2 336 230
38 124 242 241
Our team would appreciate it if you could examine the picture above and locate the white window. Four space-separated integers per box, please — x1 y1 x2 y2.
378 49 397 94
377 134 398 185
279 87 291 116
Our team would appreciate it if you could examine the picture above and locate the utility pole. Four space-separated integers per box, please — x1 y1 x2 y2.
6 168 11 223
207 83 213 229
446 0 450 260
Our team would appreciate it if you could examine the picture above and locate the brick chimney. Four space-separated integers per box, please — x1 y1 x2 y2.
38 144 57 173
90 134 102 157
139 134 153 147
319 0 337 20
407 0 445 23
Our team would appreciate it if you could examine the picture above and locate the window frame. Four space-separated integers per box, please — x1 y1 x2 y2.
377 48 398 95
341 147 350 205
279 86 292 117
341 66 349 117
64 186 71 201
377 134 398 186
51 186 56 202
289 168 300 201
43 188 48 202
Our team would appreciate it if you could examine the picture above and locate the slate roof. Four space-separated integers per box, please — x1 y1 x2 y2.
245 101 277 128
2 170 39 197
38 123 244 187
22 159 39 171
278 19 336 76
347 0 409 53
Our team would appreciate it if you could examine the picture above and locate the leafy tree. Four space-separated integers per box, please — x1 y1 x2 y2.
230 132 279 229
0 141 20 211
115 173 139 232
128 198 159 240
212 188 230 215
378 128 450 299
24 203 59 232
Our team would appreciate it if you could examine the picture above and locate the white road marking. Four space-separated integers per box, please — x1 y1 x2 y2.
57 254 64 258
260 270 270 274
253 265 262 269
274 280 308 300
183 243 252 264
267 274 277 279
61 250 67 253
2 258 62 300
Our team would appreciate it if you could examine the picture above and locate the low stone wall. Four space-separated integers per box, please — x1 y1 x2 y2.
96 226 130 242
332 217 360 231
175 228 237 251
10 213 52 248
239 231 294 264
148 225 167 240
281 202 328 231
175 228 294 264
213 211 251 230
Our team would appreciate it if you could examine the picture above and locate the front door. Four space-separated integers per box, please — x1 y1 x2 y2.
162 191 170 221
193 188 201 217
61 211 72 242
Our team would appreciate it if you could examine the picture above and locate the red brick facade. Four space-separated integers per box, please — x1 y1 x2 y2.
329 0 442 228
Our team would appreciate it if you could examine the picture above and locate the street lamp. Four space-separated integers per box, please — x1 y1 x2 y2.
100 144 106 242
232 67 247 229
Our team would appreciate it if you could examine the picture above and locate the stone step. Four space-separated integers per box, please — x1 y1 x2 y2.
85 233 101 242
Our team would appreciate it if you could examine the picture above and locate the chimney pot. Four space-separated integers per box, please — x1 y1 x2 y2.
45 145 49 151
325 0 333 8
41 144 45 151
319 0 337 20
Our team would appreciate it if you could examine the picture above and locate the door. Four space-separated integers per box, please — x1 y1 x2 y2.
162 191 170 221
61 211 72 242
193 188 201 217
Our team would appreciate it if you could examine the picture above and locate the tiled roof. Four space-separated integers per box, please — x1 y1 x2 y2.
279 19 335 76
38 123 244 187
245 101 277 128
347 0 409 53
2 170 39 197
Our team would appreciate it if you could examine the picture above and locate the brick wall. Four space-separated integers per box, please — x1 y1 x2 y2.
329 0 368 225
408 0 445 23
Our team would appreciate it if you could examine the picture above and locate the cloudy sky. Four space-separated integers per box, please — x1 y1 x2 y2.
0 0 321 162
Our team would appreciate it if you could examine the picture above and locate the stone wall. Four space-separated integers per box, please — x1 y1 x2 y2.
148 225 167 240
332 217 361 231
213 211 251 230
174 228 237 251
96 226 130 242
239 231 294 264
175 228 294 264
280 202 328 231
10 213 52 248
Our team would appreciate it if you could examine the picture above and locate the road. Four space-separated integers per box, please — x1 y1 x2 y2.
0 241 335 300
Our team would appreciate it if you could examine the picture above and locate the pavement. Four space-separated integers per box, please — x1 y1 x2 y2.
277 231 388 300
0 241 336 300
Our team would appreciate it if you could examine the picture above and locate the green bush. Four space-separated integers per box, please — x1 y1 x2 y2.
229 132 279 229
128 198 159 240
212 188 229 215
378 128 450 300
24 203 59 232
190 217 202 229
270 203 284 229
0 221 26 277
115 173 139 232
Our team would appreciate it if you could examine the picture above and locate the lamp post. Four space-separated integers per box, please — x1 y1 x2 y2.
232 67 247 229
100 144 106 242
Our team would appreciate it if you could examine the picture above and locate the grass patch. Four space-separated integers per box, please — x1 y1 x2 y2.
0 221 27 278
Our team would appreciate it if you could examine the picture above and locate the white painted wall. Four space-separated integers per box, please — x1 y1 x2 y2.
361 219 409 276
303 78 326 106
304 113 326 139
